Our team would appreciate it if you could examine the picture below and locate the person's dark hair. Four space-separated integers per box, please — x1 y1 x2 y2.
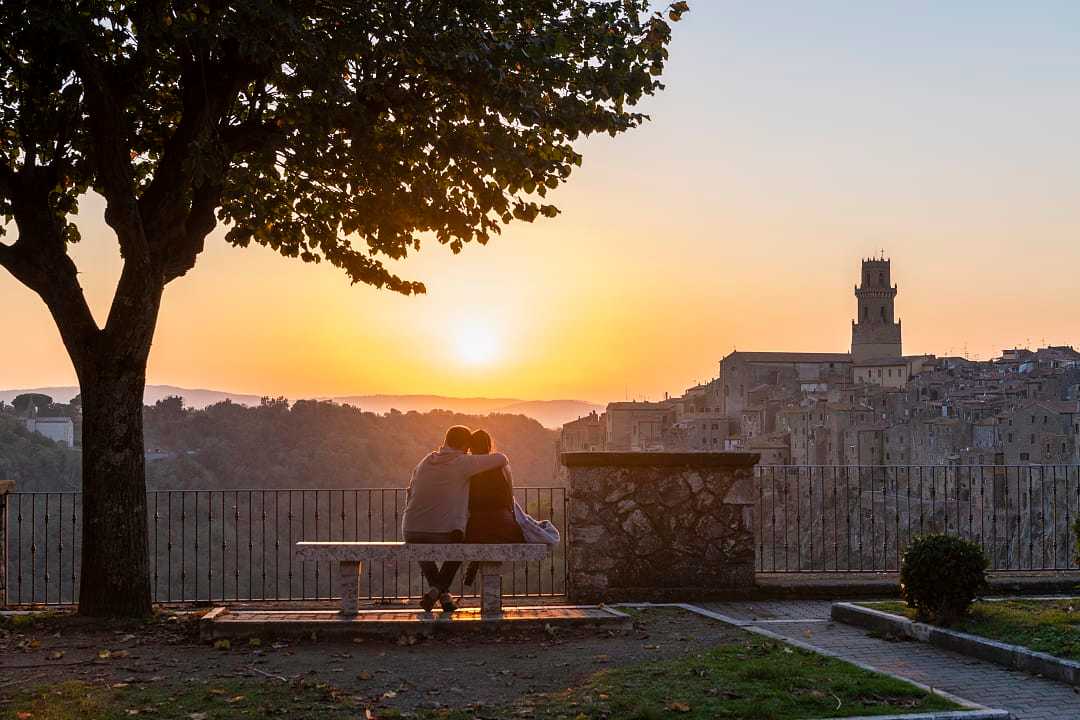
444 425 473 451
469 429 493 455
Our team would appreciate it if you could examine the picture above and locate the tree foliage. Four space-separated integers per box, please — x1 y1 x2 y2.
1 1 686 300
11 393 55 415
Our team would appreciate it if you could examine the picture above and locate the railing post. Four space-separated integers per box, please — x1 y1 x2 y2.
0 480 12 607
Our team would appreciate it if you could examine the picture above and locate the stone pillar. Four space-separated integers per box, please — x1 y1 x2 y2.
562 453 758 603
0 480 12 607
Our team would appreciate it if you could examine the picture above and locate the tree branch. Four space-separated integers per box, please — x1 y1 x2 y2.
69 43 150 269
162 181 222 283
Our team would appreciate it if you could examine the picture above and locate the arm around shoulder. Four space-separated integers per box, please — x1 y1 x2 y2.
463 452 508 474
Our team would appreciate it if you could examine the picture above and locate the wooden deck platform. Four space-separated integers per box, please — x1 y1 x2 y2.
200 605 629 641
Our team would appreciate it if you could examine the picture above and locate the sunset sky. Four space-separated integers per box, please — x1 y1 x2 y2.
5 2 1080 404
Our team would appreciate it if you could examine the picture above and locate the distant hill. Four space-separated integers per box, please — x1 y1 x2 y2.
496 400 604 429
332 394 603 428
0 386 603 428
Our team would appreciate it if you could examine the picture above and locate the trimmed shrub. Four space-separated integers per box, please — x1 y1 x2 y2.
900 534 988 625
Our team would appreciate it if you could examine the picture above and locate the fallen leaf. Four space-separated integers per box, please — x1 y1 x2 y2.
17 712 32 720
49 650 65 660
111 683 129 689
592 654 609 663
97 649 111 659
668 702 692 713
188 714 207 720
213 639 231 651
226 696 245 704
247 638 262 647
382 690 398 699
357 671 372 681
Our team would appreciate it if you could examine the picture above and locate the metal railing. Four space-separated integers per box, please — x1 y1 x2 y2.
755 465 1080 573
3 487 568 607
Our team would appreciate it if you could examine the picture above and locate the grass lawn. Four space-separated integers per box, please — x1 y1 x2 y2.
0 678 355 720
476 638 960 720
3 639 959 720
865 598 1080 661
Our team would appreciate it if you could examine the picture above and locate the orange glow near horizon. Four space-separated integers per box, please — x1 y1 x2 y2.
5 5 1080 404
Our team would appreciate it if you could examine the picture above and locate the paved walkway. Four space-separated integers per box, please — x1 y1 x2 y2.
696 600 1080 720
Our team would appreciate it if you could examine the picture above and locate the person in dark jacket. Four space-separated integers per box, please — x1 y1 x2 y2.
403 425 508 613
463 429 524 585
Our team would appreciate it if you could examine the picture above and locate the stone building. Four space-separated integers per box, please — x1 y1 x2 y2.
604 401 677 451
999 401 1079 465
559 411 606 452
562 254 1080 468
24 416 75 448
851 256 902 362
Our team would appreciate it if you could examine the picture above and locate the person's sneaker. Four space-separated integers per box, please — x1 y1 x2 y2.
438 593 457 613
420 588 439 613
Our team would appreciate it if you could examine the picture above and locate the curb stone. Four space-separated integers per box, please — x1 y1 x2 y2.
833 601 1080 688
616 603 1010 720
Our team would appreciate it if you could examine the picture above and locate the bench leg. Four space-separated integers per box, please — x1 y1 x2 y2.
479 562 504 619
339 561 362 616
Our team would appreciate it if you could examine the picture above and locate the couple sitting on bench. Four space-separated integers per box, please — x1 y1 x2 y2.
402 425 560 613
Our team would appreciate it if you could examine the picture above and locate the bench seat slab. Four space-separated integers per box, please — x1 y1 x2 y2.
296 542 549 563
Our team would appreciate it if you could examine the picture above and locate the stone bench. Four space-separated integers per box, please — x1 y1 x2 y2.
295 541 550 618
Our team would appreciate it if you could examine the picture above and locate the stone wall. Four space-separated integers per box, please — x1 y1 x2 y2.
0 481 11 605
562 452 758 602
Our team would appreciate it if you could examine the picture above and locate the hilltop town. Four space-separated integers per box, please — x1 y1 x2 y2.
560 257 1080 466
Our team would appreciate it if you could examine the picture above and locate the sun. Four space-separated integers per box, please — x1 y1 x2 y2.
455 326 501 366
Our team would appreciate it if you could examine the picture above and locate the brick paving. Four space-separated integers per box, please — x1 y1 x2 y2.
698 600 1080 720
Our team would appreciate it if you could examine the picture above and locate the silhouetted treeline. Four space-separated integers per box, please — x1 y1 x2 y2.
144 397 560 490
0 398 560 492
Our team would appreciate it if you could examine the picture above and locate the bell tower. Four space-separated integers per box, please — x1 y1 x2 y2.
851 256 902 362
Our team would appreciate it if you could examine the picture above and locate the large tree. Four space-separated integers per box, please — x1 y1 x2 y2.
0 0 685 616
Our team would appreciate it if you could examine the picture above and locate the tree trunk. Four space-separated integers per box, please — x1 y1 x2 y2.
76 349 154 616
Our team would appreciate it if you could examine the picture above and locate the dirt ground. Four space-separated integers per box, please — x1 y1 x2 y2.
0 607 744 714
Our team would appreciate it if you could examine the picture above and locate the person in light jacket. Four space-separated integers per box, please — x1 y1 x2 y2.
402 425 508 613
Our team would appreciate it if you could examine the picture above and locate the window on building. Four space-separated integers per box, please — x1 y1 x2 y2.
1030 434 1035 444
1020 452 1030 461
1008 433 1013 442
1044 416 1048 424
880 306 886 321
